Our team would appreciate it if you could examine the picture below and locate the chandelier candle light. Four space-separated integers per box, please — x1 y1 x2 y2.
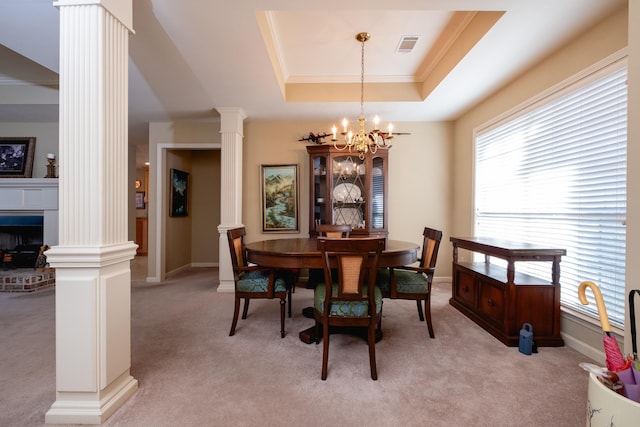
332 32 393 160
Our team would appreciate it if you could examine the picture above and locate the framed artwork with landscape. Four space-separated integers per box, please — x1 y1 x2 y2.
169 168 189 217
0 137 36 178
261 164 299 233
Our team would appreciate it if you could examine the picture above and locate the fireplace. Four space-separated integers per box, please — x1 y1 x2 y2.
0 178 58 246
0 179 58 291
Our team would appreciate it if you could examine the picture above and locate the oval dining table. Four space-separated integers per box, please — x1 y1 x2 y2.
245 237 419 269
245 237 419 343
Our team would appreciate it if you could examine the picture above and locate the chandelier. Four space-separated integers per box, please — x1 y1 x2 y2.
331 32 393 160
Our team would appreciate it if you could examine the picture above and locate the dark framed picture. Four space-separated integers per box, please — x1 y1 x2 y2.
169 168 189 217
261 164 299 233
0 137 36 178
135 192 146 209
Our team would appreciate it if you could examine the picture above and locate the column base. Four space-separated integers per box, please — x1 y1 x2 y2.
217 279 235 292
45 373 138 425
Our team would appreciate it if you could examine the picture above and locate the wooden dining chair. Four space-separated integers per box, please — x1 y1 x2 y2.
314 237 385 380
308 224 352 289
226 227 294 338
377 227 443 338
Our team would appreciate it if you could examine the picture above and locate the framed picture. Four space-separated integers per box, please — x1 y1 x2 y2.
169 168 189 217
0 137 36 178
261 164 299 233
135 192 146 209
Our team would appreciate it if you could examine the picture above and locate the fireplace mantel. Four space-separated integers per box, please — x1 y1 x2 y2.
0 178 59 245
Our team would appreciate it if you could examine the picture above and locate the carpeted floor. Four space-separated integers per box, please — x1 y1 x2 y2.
0 258 596 426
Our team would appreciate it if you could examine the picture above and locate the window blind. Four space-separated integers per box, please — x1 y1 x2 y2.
474 62 627 326
371 157 384 229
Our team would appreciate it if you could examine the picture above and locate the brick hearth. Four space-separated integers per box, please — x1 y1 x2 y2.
0 269 55 292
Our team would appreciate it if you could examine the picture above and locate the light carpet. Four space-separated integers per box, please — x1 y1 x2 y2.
0 263 595 426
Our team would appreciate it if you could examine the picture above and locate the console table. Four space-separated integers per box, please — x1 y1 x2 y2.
449 237 566 347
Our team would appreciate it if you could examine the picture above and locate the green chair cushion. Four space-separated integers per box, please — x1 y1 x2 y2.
376 268 391 292
377 268 428 294
237 270 288 293
314 283 382 317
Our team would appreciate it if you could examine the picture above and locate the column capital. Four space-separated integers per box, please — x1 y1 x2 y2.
216 107 247 135
54 0 134 33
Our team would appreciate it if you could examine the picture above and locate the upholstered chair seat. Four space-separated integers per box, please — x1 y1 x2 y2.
377 227 443 339
237 270 289 293
314 283 382 317
227 227 294 338
376 269 429 294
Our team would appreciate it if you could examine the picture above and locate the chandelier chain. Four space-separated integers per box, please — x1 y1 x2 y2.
360 37 365 118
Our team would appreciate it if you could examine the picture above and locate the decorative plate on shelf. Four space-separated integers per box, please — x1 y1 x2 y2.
333 183 361 202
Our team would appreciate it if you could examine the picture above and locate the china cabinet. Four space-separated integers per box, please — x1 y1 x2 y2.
307 145 388 237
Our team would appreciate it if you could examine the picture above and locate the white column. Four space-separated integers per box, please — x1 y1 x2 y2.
46 1 138 424
216 107 246 292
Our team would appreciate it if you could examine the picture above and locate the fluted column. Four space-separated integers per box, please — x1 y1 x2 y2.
45 1 138 424
216 107 246 292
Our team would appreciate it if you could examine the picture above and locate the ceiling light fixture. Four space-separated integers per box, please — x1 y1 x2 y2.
331 32 394 160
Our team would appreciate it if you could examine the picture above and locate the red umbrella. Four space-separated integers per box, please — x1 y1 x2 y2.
578 281 628 371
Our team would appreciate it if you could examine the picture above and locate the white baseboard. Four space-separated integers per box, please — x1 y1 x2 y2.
190 262 218 267
561 332 605 363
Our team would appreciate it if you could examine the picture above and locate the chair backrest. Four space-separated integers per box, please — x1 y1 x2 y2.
318 237 384 303
317 224 352 238
420 227 443 269
227 227 248 270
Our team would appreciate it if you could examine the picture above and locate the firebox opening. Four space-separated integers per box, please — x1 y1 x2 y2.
0 215 44 268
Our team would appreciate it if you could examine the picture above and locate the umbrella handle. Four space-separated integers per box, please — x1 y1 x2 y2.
578 281 612 333
630 289 640 358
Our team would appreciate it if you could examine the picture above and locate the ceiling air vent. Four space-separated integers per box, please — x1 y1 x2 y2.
396 35 420 53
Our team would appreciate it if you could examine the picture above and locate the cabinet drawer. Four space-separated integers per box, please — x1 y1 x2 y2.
479 280 505 325
454 268 476 308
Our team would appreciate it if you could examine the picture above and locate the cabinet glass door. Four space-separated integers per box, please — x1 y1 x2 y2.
312 156 328 228
371 156 385 231
332 155 366 230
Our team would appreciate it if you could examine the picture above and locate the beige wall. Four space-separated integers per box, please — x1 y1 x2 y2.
191 150 220 265
147 121 221 280
242 119 453 276
0 122 58 178
166 150 192 273
162 149 221 273
452 5 629 358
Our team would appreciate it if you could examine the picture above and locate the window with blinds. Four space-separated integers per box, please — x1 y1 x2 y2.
474 57 627 326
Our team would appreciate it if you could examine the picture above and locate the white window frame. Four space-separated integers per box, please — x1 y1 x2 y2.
473 49 628 328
